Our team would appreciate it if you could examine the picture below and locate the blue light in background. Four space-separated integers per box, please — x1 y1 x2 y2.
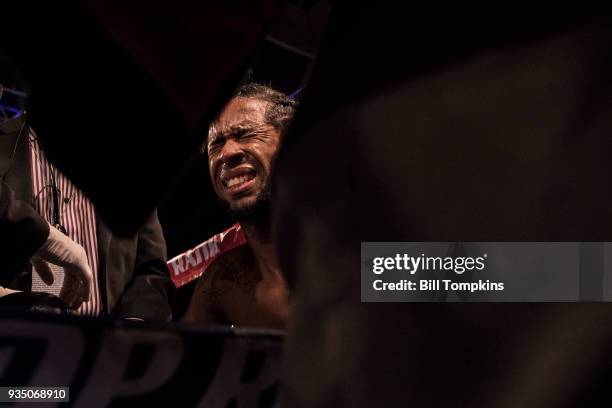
0 87 27 120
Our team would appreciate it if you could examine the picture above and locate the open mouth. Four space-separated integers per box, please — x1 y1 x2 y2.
220 167 257 194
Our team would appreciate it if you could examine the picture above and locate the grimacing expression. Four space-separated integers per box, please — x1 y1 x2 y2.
207 97 281 215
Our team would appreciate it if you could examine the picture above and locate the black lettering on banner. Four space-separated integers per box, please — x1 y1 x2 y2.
0 316 283 406
75 329 184 407
0 321 84 391
197 339 281 407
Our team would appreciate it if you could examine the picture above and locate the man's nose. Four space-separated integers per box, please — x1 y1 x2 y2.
219 139 246 166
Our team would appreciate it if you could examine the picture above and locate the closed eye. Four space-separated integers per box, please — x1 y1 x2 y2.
207 126 259 152
233 128 251 140
208 139 223 152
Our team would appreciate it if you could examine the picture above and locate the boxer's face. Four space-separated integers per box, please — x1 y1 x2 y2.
207 97 281 218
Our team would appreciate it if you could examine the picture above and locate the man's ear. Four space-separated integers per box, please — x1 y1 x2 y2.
0 82 4 100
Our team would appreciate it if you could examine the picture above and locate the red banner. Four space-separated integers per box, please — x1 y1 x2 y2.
167 223 247 288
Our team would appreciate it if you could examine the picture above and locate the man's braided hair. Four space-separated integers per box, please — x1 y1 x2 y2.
233 82 298 134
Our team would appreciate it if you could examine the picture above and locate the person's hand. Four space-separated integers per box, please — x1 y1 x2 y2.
30 224 93 309
0 286 18 298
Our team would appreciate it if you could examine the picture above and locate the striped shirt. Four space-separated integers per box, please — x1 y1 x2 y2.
28 131 102 316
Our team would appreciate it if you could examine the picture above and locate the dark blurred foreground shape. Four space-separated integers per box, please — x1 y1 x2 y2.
274 3 612 407
0 311 283 406
0 0 283 235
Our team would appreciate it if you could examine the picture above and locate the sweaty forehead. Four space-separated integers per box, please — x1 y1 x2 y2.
214 97 269 133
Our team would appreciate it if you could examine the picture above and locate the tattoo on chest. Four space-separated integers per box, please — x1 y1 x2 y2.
199 250 259 300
